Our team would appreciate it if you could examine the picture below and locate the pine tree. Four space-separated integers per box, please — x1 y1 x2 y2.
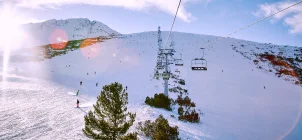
82 82 136 139
137 115 179 140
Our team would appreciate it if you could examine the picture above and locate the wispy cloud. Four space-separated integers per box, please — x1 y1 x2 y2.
12 0 211 23
253 0 302 34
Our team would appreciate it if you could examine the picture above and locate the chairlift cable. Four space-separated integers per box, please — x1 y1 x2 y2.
183 0 302 55
164 0 182 50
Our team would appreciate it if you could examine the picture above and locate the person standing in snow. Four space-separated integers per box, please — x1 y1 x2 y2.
76 90 80 96
77 99 80 108
126 86 128 90
80 81 82 86
96 83 98 87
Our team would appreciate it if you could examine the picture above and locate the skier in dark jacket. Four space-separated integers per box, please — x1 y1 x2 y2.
76 90 80 96
80 81 82 86
126 86 128 90
77 99 80 108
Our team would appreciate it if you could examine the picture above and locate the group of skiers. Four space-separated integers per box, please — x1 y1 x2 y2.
80 81 98 87
86 72 97 75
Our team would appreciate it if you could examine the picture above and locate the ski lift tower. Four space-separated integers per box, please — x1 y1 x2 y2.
158 48 175 97
156 26 163 69
158 26 163 51
156 0 181 97
155 26 175 97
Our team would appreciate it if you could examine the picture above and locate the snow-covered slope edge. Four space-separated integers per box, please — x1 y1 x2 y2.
19 18 120 48
231 40 302 85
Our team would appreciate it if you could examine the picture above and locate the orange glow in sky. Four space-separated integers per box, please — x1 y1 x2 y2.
80 38 101 59
48 29 69 50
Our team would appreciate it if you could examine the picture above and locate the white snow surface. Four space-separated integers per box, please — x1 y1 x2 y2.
1 30 302 140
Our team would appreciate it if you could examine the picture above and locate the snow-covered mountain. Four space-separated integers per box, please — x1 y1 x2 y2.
18 18 119 48
1 19 302 140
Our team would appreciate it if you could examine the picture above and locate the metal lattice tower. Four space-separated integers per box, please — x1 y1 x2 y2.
158 26 162 50
155 26 164 72
159 48 175 97
154 26 180 97
155 0 181 97
155 27 176 97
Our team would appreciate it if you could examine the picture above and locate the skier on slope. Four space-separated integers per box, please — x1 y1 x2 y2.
77 99 80 108
76 90 80 96
80 81 82 86
126 86 128 90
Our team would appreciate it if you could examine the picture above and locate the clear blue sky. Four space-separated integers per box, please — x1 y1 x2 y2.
2 0 302 47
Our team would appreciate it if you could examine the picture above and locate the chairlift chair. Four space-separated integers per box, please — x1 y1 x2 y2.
157 65 164 70
175 59 184 66
158 55 164 59
162 71 170 80
175 53 184 66
191 58 207 71
154 71 160 79
157 61 163 66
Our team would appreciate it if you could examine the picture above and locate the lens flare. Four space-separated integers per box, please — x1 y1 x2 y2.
0 1 21 84
80 38 101 59
48 29 68 50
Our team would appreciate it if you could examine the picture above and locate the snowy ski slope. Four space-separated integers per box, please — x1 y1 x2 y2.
0 73 94 139
1 25 302 139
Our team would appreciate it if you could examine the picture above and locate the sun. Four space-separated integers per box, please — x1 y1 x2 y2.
0 1 26 51
0 12 23 50
0 2 25 83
